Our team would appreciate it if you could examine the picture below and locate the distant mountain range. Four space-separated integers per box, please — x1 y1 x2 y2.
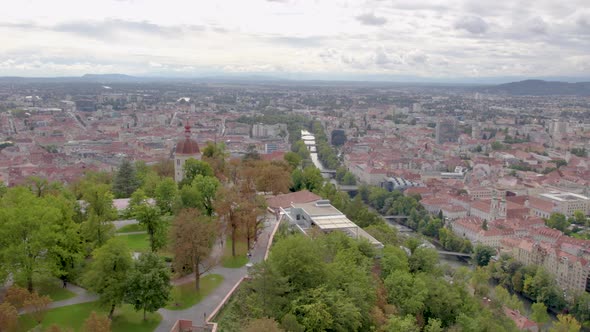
476 79 590 96
1 74 590 95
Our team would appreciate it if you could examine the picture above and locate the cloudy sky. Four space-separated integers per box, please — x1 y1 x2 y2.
1 0 590 80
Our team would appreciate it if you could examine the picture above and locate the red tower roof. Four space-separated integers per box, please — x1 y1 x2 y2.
175 124 200 155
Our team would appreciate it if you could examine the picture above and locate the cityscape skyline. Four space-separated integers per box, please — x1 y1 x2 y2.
1 0 590 79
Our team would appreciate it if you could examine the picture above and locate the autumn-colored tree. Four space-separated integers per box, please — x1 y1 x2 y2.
254 162 292 195
152 159 174 178
243 317 284 332
23 291 52 324
170 208 218 290
4 286 29 309
0 302 18 332
83 311 111 332
215 184 263 257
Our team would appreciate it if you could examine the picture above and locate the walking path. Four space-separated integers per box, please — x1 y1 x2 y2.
154 217 278 332
113 219 138 230
48 284 98 309
29 215 279 332
115 231 147 236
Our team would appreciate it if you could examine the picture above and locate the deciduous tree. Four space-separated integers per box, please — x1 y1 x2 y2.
84 238 132 319
0 302 18 332
0 188 64 291
170 208 218 290
83 311 111 332
23 291 52 324
155 177 178 214
180 159 214 187
243 318 283 332
125 253 171 320
532 302 550 332
550 314 581 332
134 204 165 252
474 245 495 267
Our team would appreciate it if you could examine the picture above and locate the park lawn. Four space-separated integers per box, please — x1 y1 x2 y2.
35 278 76 302
116 223 146 233
17 302 161 332
166 274 224 310
119 233 150 252
221 238 249 268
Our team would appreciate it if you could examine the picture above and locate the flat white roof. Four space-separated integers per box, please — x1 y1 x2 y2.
540 192 589 202
312 215 357 230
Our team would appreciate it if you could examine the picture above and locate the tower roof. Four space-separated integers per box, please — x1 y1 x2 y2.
175 124 200 155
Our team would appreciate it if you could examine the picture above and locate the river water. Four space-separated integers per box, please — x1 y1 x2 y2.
301 130 326 172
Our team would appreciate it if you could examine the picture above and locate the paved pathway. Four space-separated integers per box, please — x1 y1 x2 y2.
48 284 98 309
115 231 147 236
113 219 138 230
154 217 278 332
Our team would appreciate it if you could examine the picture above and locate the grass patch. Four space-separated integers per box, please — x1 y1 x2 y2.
221 238 249 268
166 274 224 310
119 233 150 252
18 302 161 332
116 223 146 233
36 279 77 302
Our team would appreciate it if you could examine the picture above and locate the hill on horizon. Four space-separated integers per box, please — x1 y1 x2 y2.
477 79 590 96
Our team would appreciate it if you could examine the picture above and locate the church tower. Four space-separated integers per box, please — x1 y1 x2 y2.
174 124 201 183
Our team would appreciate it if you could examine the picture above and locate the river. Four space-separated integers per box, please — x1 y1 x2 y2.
301 130 327 172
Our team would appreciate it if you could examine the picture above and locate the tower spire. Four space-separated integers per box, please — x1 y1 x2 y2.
184 122 191 139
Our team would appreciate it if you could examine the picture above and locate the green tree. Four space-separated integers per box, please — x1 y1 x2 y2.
82 183 117 221
424 318 443 332
532 302 550 331
546 213 569 232
384 270 427 316
84 238 133 319
0 188 65 291
134 204 166 252
491 141 504 150
284 152 302 170
191 175 220 216
341 172 356 185
385 315 420 332
125 252 171 320
572 211 586 225
474 245 495 266
408 247 439 274
380 245 409 276
549 314 581 332
170 208 218 290
471 266 491 297
155 177 178 214
180 159 214 187
112 159 139 198
125 188 147 218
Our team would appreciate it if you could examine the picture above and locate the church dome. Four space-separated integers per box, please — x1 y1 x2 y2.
175 125 200 155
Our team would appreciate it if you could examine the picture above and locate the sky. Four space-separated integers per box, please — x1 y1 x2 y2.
1 0 590 80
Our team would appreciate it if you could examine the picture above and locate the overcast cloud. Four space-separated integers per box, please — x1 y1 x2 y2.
0 0 589 79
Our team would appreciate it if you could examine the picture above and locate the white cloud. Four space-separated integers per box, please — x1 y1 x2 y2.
0 0 588 78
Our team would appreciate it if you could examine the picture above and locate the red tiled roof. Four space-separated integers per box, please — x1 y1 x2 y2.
266 190 322 210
